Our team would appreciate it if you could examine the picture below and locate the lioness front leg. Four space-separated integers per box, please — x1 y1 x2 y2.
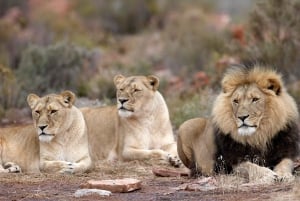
41 158 92 174
122 147 172 165
273 158 294 182
234 161 278 184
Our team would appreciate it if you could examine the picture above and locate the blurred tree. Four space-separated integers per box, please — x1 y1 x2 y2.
0 0 27 16
233 0 300 81
0 64 19 110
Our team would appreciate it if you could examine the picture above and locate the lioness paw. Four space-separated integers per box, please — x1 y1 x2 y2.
150 149 168 160
167 154 182 168
4 162 22 173
59 162 77 174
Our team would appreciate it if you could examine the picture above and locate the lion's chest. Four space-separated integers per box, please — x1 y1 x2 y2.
214 122 300 173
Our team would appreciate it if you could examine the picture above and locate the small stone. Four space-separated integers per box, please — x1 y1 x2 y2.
74 189 111 197
80 178 142 193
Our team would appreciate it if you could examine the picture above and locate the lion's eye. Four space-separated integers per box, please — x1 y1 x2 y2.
233 99 239 104
50 110 57 114
252 97 259 102
35 110 40 115
119 88 124 92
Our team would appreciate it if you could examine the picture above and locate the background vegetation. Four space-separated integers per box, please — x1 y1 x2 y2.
0 0 299 128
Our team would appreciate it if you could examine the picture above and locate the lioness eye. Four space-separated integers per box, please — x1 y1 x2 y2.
35 110 40 114
50 110 57 114
252 97 259 102
233 99 239 104
134 88 141 92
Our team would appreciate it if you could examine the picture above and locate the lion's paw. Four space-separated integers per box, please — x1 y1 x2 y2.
275 171 294 182
253 167 278 184
4 162 22 173
59 162 77 174
167 154 182 168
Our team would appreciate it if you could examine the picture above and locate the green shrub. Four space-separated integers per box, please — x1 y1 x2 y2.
0 64 20 109
17 41 97 105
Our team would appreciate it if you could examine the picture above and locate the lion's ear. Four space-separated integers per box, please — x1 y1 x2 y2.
114 74 125 86
61 90 75 107
266 78 281 95
147 75 159 91
27 94 40 110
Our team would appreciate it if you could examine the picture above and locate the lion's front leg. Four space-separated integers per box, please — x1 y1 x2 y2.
234 161 278 184
273 158 294 182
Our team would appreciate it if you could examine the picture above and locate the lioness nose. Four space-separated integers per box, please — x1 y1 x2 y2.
39 125 48 131
238 115 249 122
119 99 128 104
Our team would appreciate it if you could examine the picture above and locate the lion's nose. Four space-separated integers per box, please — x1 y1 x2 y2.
39 125 48 131
119 99 128 104
238 115 249 122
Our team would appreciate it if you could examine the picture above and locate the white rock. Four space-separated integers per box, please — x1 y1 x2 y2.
74 189 112 197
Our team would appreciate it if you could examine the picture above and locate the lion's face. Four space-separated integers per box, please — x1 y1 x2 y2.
212 66 298 147
231 84 265 136
27 91 75 142
114 75 159 118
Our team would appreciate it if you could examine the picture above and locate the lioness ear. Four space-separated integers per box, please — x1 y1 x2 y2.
267 78 281 95
27 94 40 110
60 90 75 107
147 75 159 91
114 74 125 86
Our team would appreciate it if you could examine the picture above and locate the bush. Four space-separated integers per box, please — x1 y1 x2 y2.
233 0 300 81
0 64 20 110
17 41 98 105
167 89 216 129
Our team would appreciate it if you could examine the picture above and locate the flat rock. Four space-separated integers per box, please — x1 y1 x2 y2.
152 167 189 177
80 178 142 193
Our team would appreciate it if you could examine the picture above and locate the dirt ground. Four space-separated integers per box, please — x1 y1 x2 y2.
1 161 300 201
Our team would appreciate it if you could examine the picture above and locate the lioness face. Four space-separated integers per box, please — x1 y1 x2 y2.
27 91 75 142
231 84 265 136
114 75 159 118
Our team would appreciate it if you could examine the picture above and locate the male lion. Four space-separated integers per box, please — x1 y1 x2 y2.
82 75 180 167
27 90 93 173
177 66 300 183
0 124 39 173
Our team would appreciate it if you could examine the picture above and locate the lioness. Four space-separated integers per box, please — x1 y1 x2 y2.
27 90 92 173
82 75 180 166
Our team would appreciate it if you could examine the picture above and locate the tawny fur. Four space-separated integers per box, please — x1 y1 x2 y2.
0 124 39 173
27 91 92 174
88 75 180 166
